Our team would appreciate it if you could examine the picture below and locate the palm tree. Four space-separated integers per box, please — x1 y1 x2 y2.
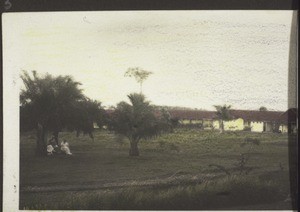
109 93 165 156
20 70 98 156
214 104 232 133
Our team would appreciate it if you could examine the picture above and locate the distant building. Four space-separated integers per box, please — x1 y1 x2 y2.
168 109 296 133
104 108 297 134
168 110 218 129
229 110 283 133
278 108 297 134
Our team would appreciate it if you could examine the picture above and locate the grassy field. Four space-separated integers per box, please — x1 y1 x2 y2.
20 128 292 210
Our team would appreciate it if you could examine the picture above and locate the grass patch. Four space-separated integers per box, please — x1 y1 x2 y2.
20 128 290 209
21 175 285 210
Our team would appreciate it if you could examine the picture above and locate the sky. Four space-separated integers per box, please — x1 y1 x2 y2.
3 11 293 111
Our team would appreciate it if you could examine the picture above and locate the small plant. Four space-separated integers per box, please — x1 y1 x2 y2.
210 147 255 176
234 153 252 175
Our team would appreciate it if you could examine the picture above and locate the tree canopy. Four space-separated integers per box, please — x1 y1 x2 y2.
259 106 268 111
20 71 85 131
214 104 232 132
124 67 153 93
68 98 108 139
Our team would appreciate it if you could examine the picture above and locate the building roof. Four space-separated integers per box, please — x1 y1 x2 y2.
105 108 294 123
230 110 284 122
278 108 297 124
169 110 217 120
168 109 285 122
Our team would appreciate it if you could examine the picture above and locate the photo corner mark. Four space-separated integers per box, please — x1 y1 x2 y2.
4 0 12 11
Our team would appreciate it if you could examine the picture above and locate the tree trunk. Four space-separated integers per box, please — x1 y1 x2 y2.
221 120 224 133
219 120 224 133
53 131 59 146
129 140 139 156
89 132 94 141
140 82 143 94
36 123 48 156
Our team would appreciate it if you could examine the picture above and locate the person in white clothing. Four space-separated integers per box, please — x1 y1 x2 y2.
47 144 55 155
61 140 72 155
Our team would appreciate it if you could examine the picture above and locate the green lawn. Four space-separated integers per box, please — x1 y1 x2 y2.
20 128 292 210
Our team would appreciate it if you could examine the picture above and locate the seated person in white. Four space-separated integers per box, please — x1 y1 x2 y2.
61 140 72 155
47 144 55 155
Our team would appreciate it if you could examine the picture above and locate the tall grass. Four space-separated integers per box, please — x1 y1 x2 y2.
22 175 284 210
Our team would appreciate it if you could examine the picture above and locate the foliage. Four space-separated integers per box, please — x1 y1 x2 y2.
259 106 268 111
233 153 253 175
158 108 178 133
20 70 105 154
214 104 232 121
67 98 108 138
108 93 170 156
214 104 232 132
170 117 180 128
124 67 153 93
20 70 85 131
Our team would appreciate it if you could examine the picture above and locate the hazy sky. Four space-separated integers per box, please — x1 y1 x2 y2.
4 11 293 111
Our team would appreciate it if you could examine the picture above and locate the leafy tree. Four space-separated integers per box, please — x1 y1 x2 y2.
20 71 105 155
68 98 108 139
170 117 180 129
20 71 85 155
159 108 179 132
214 104 232 133
109 93 168 156
124 67 153 94
259 106 268 111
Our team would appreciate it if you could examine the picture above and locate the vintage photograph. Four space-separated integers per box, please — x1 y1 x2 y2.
2 10 297 210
